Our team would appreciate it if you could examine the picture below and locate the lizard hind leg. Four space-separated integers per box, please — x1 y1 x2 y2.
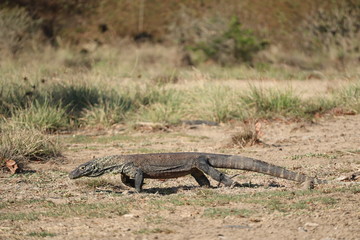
191 169 211 187
196 156 234 187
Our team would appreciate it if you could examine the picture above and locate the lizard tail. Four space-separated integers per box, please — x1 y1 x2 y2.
208 155 325 184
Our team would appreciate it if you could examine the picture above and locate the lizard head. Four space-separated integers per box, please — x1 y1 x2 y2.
68 160 105 179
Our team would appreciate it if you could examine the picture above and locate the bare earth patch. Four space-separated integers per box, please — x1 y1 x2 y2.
1 115 360 239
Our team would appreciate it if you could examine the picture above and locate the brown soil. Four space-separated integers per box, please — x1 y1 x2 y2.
1 110 360 240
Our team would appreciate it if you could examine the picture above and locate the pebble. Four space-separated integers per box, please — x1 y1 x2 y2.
304 222 319 227
123 214 139 218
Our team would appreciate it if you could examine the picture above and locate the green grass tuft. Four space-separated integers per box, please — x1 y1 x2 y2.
11 99 69 132
185 86 247 123
289 152 337 160
136 88 185 124
244 86 303 118
337 82 360 113
50 84 105 117
28 231 56 237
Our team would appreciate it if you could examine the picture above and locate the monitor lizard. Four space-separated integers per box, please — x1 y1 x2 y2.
69 152 325 192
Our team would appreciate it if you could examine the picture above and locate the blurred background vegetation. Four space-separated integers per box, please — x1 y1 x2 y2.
1 0 359 70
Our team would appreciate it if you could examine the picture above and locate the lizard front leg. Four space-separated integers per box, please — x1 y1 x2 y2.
121 174 135 188
196 156 234 187
122 163 144 192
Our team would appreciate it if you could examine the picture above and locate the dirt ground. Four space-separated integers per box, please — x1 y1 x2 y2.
1 96 360 239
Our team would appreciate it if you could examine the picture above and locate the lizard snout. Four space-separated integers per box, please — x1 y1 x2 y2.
68 170 80 179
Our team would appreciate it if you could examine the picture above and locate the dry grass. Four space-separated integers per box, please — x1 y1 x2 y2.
0 121 61 169
231 122 263 148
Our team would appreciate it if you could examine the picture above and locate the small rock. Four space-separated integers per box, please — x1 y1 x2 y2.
123 214 138 218
304 222 319 227
218 234 226 239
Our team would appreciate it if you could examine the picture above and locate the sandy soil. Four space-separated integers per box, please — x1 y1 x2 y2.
1 108 360 240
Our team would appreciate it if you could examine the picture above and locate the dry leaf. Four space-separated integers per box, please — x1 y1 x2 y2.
5 159 19 174
255 122 264 138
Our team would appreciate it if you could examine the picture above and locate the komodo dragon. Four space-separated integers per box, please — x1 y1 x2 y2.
69 152 325 192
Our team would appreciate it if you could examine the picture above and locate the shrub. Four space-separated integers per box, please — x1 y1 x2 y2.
0 81 42 117
49 84 105 118
0 121 61 169
337 82 360 113
300 0 360 69
0 7 41 55
243 86 303 118
11 100 69 132
185 86 248 123
231 122 262 148
80 93 134 126
186 16 268 65
136 88 184 124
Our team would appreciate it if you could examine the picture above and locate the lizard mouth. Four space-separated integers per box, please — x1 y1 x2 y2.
68 170 104 179
68 171 80 179
87 172 104 177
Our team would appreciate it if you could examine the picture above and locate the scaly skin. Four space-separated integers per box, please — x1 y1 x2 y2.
69 152 326 192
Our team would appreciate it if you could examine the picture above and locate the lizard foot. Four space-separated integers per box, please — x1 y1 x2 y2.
301 179 315 190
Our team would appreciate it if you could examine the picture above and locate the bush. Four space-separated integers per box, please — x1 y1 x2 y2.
0 121 61 169
80 93 134 127
0 7 41 55
185 86 248 123
11 100 69 132
300 0 360 69
191 17 268 65
0 79 45 117
50 84 104 117
181 16 268 66
243 86 303 118
337 82 360 113
136 88 184 124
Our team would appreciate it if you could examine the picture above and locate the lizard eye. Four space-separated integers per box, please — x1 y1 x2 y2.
80 166 86 170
